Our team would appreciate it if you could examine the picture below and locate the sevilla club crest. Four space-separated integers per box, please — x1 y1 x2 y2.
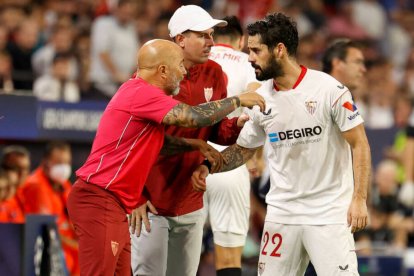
204 87 213 102
111 240 119 256
305 101 317 115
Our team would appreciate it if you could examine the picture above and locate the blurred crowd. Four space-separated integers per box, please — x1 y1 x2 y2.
1 0 414 274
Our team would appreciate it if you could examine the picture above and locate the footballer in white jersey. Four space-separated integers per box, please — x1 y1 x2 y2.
203 16 261 276
238 67 363 225
205 43 257 247
192 13 371 276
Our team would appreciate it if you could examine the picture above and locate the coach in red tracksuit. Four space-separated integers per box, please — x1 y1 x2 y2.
130 5 250 276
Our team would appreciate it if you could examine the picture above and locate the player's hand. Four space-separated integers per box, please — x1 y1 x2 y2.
192 165 209 192
191 139 224 172
129 200 158 237
347 197 368 233
238 92 265 112
236 113 250 128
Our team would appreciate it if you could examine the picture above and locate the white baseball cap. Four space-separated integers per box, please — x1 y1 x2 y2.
168 5 227 38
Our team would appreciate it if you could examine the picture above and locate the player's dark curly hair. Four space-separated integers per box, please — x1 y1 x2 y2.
322 39 362 73
247 13 298 56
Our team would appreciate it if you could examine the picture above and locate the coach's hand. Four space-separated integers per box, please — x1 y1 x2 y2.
238 92 265 112
129 200 158 237
191 139 224 172
192 165 209 192
347 197 368 233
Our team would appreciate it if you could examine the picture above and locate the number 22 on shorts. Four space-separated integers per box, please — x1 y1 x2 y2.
261 231 282 257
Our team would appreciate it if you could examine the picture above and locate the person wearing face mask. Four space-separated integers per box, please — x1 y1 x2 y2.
20 141 79 276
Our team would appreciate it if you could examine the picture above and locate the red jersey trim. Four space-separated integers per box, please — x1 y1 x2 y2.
273 65 307 91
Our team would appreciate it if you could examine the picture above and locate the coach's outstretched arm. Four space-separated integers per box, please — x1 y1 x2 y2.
162 93 265 128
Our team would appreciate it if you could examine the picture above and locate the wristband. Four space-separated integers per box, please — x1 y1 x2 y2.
201 159 212 172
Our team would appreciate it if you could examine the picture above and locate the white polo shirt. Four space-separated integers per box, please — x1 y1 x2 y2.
237 67 364 225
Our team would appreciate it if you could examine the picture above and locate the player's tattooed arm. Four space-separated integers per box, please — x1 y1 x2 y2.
162 97 240 128
217 144 258 172
192 144 258 192
160 136 223 169
160 135 194 155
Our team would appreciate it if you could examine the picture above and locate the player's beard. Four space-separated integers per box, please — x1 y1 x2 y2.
253 53 284 81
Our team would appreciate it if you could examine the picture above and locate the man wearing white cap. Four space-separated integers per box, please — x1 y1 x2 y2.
129 5 251 276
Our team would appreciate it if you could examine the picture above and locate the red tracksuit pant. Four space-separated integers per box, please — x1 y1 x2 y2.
67 178 131 276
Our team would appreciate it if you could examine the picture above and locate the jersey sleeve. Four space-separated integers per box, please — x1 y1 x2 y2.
331 89 364 132
237 107 266 148
131 86 180 123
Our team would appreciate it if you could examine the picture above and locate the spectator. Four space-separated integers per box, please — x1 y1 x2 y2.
88 0 139 100
0 145 30 223
0 169 8 203
32 25 78 80
399 109 414 208
33 52 80 102
0 50 14 92
73 31 91 94
1 145 31 189
327 1 369 40
6 19 39 90
355 160 409 253
0 5 25 36
0 24 9 51
20 141 79 276
321 38 368 117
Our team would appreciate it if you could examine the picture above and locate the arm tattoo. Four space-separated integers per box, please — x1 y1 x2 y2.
218 144 257 172
163 96 240 128
160 135 194 155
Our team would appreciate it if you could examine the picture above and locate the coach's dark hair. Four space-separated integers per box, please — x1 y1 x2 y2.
322 39 362 73
247 13 298 56
43 141 71 159
214 16 243 41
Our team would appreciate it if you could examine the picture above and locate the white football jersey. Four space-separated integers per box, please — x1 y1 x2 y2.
237 67 364 225
209 44 258 118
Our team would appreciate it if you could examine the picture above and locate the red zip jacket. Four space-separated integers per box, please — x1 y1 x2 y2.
139 59 241 216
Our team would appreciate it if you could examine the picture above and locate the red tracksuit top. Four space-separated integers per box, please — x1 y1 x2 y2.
139 59 241 216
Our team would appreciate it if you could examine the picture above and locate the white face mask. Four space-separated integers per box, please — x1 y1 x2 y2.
49 164 72 183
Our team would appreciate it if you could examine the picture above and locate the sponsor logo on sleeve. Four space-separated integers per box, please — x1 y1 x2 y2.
342 101 360 120
342 101 357 112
